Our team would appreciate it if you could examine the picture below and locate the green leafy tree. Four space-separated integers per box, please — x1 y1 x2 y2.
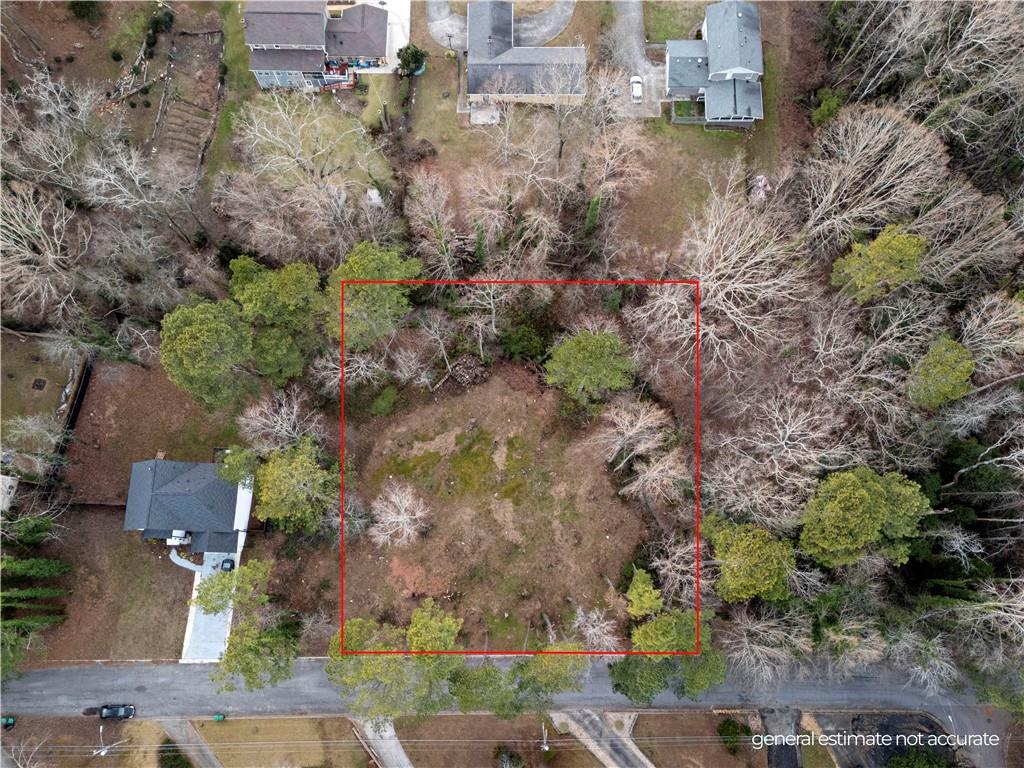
544 331 634 403
831 224 927 304
160 300 254 409
0 587 65 602
450 663 520 718
705 516 794 602
191 560 272 617
212 619 299 692
811 86 844 126
676 644 726 698
218 447 259 486
328 602 466 724
0 556 70 579
609 656 674 706
625 568 663 619
328 243 422 349
230 257 321 332
631 609 697 653
887 749 954 768
253 326 307 386
800 467 930 567
397 44 428 76
255 438 336 533
717 718 753 755
908 335 975 409
510 642 589 713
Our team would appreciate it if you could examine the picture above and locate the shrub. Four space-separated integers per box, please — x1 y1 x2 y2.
157 738 193 768
143 99 152 108
811 86 844 126
397 43 428 77
54 56 63 64
68 1 103 23
150 8 174 33
64 54 75 63
370 385 398 417
111 49 123 62
717 718 752 755
908 335 975 410
128 100 137 108
140 85 150 94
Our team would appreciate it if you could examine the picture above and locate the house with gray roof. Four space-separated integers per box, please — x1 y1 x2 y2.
466 0 586 107
665 0 764 127
124 460 252 555
244 1 392 90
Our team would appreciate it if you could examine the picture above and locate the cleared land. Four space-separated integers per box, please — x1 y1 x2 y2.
395 714 602 768
27 505 193 665
62 356 238 505
345 364 648 650
192 717 371 768
633 712 768 768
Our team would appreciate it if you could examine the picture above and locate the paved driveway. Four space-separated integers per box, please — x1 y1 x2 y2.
425 0 575 50
612 0 666 118
180 552 237 663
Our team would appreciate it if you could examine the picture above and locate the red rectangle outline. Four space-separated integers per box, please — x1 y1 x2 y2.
339 279 700 655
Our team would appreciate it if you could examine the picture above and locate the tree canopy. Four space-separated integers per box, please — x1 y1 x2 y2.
626 568 664 618
544 331 634 403
831 224 927 304
255 437 336 533
706 516 794 602
908 335 976 410
800 467 931 567
160 300 254 410
328 242 422 348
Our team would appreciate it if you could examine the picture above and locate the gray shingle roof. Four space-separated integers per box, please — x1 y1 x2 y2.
704 1 763 77
125 461 239 537
244 0 325 47
467 0 585 96
667 39 709 96
190 531 240 555
325 4 389 58
704 78 763 121
249 48 325 72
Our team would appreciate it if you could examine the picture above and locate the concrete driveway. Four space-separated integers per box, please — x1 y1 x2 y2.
425 0 576 50
180 552 238 663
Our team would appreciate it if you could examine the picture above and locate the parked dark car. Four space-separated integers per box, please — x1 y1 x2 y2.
99 704 135 720
220 558 235 573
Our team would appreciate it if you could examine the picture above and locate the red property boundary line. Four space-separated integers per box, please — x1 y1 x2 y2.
339 279 701 656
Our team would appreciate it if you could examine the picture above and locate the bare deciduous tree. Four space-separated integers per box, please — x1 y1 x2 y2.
721 606 813 689
237 386 326 456
405 167 465 280
368 483 430 548
571 607 622 652
886 629 960 695
593 396 673 472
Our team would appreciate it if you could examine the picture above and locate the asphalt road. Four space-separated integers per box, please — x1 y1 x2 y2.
1 660 1011 766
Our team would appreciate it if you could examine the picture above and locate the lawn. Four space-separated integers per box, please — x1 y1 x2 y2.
200 1 258 195
0 331 78 434
62 358 240 505
344 362 647 650
634 712 768 768
192 718 370 768
358 73 401 130
108 2 154 58
395 714 603 768
644 1 707 42
30 506 194 664
0 717 165 768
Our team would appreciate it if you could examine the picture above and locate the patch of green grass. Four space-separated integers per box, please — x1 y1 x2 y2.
359 74 400 130
374 451 444 490
644 1 706 42
801 732 836 768
451 426 498 494
220 0 255 92
370 385 399 416
484 609 525 648
161 411 240 462
747 50 781 169
673 100 696 118
109 3 153 56
498 436 553 506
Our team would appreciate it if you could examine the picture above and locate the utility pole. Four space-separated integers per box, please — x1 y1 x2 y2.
540 722 550 754
92 725 129 757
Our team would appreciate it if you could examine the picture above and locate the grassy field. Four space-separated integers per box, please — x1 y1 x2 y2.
201 1 257 194
644 1 707 42
193 718 370 768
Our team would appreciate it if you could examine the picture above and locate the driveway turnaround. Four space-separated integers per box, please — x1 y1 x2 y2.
425 0 575 50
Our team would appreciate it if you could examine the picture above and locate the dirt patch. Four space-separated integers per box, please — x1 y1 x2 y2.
27 506 192 665
242 533 340 655
345 365 646 649
634 712 768 768
62 356 238 505
193 717 369 768
0 717 163 768
395 714 603 768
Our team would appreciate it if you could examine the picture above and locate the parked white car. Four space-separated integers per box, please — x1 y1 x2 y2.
630 75 643 103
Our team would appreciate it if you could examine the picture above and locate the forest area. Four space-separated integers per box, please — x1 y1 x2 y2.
0 0 1022 734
